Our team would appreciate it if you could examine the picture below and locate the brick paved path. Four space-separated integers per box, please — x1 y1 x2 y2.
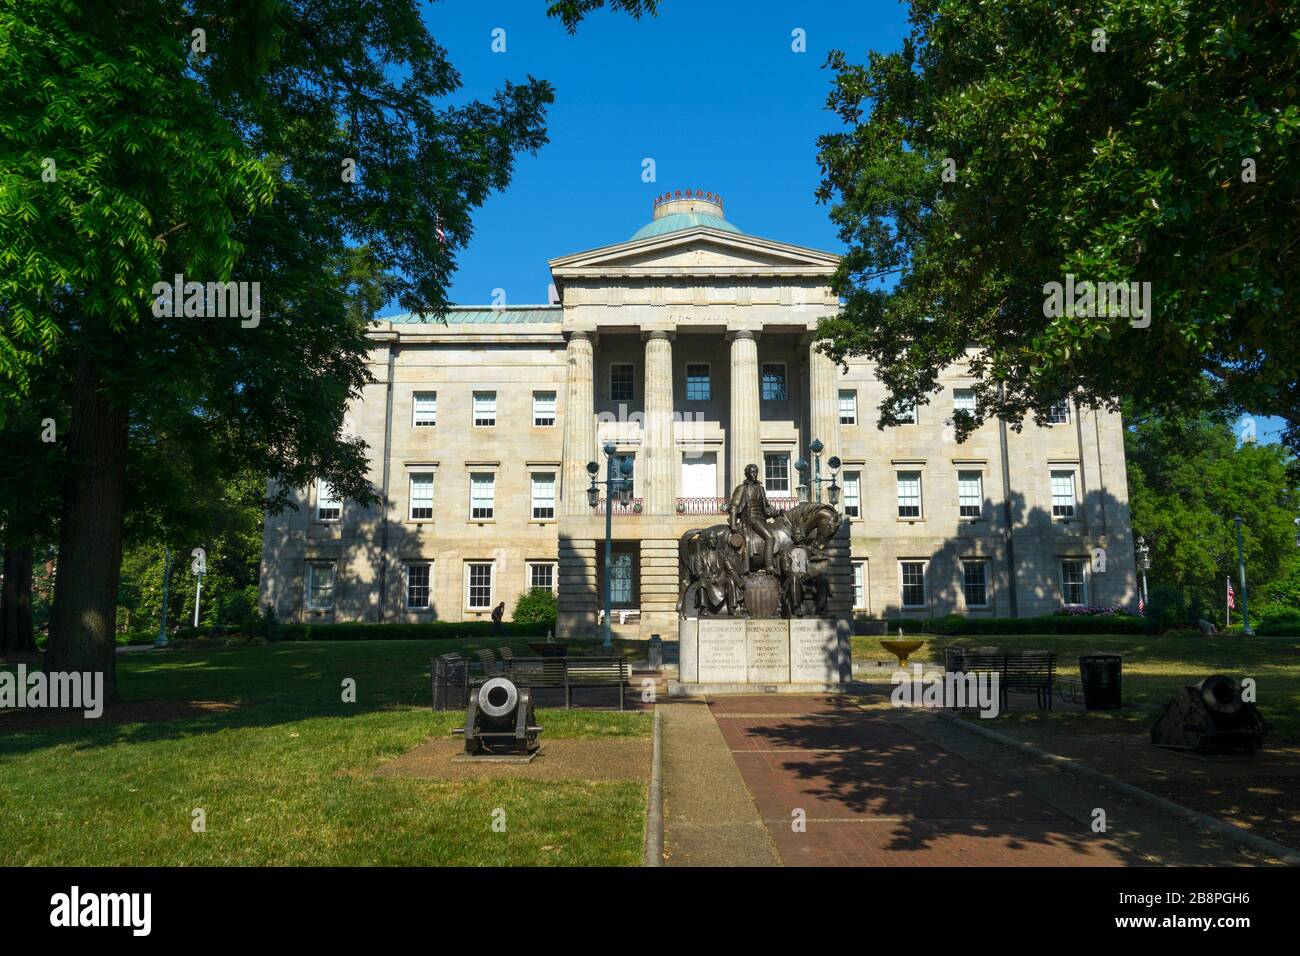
709 695 1141 866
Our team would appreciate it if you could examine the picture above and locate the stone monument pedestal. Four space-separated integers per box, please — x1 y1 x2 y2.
671 616 853 696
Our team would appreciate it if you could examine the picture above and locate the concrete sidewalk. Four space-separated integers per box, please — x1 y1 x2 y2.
660 700 780 866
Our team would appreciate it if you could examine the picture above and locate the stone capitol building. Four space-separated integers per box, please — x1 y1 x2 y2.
259 191 1138 640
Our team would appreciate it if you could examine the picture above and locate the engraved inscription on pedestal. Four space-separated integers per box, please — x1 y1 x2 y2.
790 618 840 683
746 619 790 683
678 619 699 684
697 619 748 683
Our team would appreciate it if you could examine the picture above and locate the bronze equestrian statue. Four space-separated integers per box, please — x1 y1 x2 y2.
678 468 843 619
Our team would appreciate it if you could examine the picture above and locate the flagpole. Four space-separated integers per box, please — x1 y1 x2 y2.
1226 576 1230 628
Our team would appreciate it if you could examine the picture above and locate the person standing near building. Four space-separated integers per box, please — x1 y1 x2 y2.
491 601 506 637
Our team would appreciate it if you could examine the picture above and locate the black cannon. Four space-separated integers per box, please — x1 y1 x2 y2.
453 677 542 756
1150 675 1267 754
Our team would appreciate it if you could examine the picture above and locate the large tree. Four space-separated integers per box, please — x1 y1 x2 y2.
814 1 1300 446
1126 397 1299 616
1 1 554 694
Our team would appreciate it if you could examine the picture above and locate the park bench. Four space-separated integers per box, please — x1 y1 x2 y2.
498 646 515 664
474 647 506 676
945 648 1057 711
504 656 629 710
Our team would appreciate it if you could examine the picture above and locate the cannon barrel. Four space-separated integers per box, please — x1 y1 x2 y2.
456 677 542 756
1151 674 1266 754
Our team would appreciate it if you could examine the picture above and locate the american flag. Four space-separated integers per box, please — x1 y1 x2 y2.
1227 578 1236 610
1138 593 1145 614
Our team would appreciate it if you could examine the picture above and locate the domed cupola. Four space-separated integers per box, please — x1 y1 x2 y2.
630 189 742 240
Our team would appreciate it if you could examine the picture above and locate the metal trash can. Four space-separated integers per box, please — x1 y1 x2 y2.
431 654 470 711
1078 654 1122 710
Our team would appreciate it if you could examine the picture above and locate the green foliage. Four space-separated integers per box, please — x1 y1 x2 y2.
547 0 660 33
886 612 1149 636
815 2 1300 451
1257 613 1300 637
512 588 558 627
1126 396 1300 619
277 621 552 642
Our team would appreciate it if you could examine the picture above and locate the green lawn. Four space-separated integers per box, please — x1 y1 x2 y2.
854 633 1300 740
0 640 651 866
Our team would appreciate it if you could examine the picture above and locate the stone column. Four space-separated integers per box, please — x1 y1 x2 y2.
642 331 675 515
728 330 761 488
560 331 594 516
808 341 842 465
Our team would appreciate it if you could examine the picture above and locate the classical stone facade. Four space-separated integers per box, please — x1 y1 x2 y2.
259 191 1138 638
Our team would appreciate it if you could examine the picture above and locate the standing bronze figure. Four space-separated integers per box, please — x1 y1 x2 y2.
729 463 779 575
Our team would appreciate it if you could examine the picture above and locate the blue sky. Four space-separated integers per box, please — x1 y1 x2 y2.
403 0 1288 446
415 0 911 306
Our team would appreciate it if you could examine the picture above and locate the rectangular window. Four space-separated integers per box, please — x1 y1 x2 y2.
531 472 556 520
763 453 790 494
898 399 917 424
760 363 788 401
900 561 927 608
409 473 434 520
610 363 634 402
962 560 989 608
958 471 983 519
306 563 335 610
316 480 341 521
413 391 437 427
610 552 633 604
953 388 977 415
613 453 635 490
681 451 717 498
473 391 496 427
685 363 711 401
896 471 922 518
838 389 857 425
1047 400 1071 425
853 561 867 610
843 471 861 518
405 562 431 610
1061 559 1087 606
528 562 556 592
1051 470 1076 518
532 391 556 427
467 562 493 610
470 473 495 520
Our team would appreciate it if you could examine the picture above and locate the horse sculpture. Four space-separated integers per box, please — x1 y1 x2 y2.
677 501 842 619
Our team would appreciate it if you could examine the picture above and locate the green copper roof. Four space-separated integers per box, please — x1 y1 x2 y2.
631 212 742 240
380 306 561 324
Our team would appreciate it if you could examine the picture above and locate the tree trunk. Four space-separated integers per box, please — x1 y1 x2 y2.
45 361 130 698
0 544 36 653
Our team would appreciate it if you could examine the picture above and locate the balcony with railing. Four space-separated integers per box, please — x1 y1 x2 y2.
592 497 644 516
673 496 799 515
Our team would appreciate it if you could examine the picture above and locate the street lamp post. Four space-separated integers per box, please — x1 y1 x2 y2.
587 441 632 651
1235 516 1252 636
1135 536 1150 611
803 438 842 506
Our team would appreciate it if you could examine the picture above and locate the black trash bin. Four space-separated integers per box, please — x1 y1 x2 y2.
1078 654 1122 710
431 655 470 711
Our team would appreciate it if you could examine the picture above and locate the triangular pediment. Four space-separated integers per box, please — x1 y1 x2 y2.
549 227 839 278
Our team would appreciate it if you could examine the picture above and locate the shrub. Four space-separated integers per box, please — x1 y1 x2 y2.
1257 612 1300 637
512 588 558 628
884 612 1148 636
1145 584 1187 633
276 620 551 642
